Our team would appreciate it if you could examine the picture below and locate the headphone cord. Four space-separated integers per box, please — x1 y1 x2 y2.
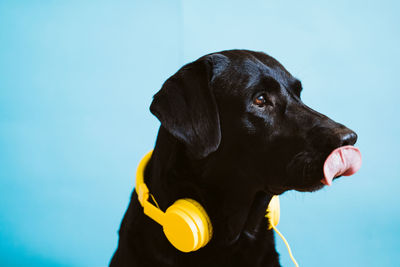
271 224 299 267
150 193 160 209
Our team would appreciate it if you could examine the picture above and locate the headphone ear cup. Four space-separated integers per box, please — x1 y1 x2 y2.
163 199 212 252
181 198 213 249
266 195 280 229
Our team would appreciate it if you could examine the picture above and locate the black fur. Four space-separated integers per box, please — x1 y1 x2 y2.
110 50 357 266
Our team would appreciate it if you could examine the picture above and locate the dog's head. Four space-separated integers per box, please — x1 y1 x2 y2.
150 50 358 195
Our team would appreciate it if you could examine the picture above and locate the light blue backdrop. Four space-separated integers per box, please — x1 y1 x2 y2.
1 1 399 266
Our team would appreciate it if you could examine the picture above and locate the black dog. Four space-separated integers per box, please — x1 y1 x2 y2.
110 50 358 266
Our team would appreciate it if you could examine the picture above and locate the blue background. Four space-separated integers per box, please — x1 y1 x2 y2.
1 1 399 266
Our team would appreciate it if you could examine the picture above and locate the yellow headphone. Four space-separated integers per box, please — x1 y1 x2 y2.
135 150 282 254
136 150 212 252
266 195 280 229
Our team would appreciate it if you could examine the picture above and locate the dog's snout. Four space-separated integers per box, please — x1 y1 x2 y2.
308 125 358 151
337 129 358 146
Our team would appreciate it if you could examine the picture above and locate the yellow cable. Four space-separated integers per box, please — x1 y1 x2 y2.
271 224 299 267
150 193 160 209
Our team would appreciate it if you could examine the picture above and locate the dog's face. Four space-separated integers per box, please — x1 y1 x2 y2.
151 50 357 195
212 50 358 194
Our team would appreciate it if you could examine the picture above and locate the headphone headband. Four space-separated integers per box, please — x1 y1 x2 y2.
136 150 153 205
135 150 165 225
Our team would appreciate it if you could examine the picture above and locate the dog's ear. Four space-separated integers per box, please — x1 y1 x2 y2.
150 55 227 159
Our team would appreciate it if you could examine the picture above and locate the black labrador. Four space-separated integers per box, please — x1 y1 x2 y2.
110 50 358 266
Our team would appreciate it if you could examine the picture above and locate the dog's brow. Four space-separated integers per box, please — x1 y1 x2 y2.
261 77 281 92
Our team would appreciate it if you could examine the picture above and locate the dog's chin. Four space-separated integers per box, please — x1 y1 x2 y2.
293 183 325 192
264 184 287 195
268 151 347 194
269 180 325 194
294 174 345 192
284 151 331 193
289 170 328 192
266 177 325 194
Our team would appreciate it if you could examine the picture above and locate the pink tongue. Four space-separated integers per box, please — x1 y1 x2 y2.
321 145 362 186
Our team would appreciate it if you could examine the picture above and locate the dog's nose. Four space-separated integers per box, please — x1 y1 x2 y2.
337 129 358 146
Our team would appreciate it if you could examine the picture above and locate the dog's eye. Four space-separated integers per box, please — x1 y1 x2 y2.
253 94 268 107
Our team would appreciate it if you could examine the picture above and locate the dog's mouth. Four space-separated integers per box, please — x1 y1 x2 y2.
284 145 362 192
321 145 362 186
